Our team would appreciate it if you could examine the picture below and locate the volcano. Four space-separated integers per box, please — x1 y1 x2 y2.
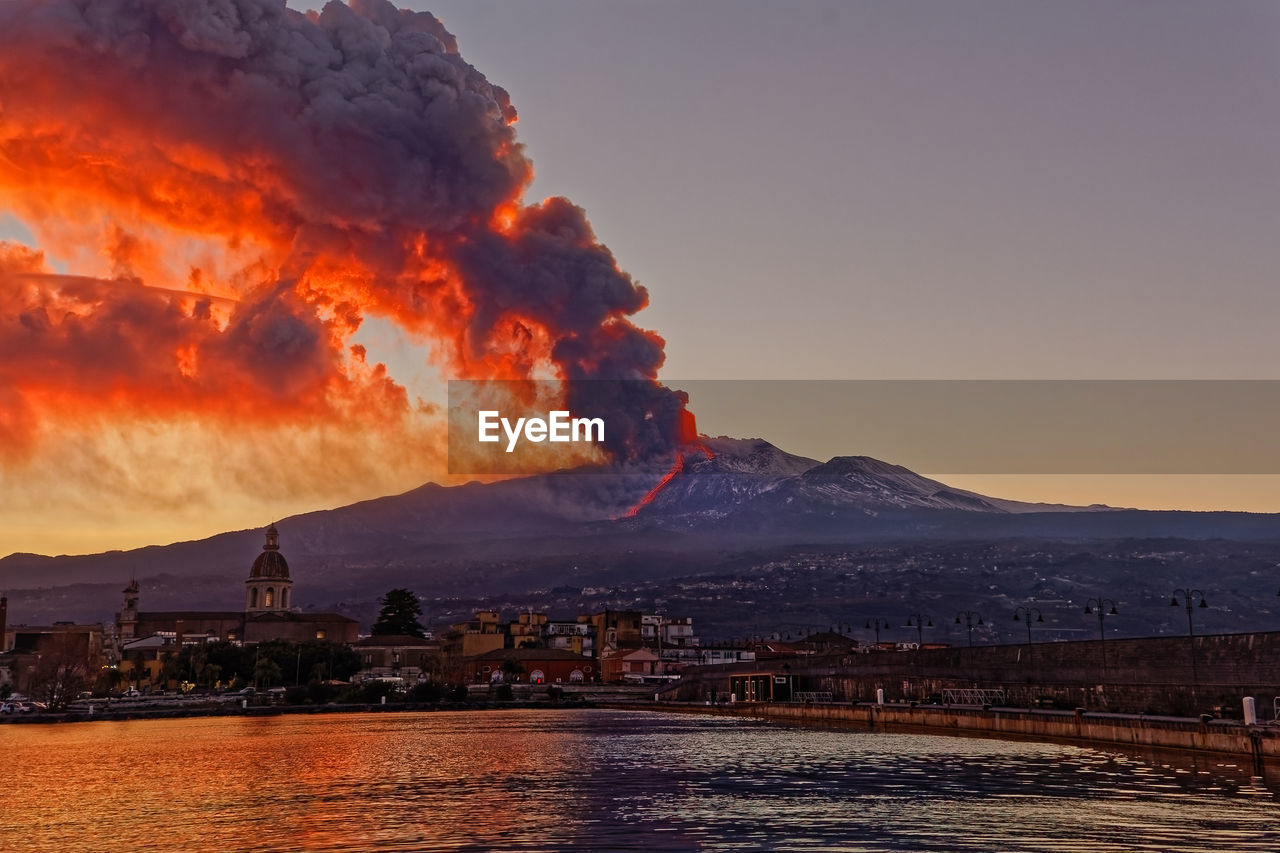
624 437 1115 524
3 436 1280 628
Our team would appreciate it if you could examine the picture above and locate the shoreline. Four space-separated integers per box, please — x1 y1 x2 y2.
0 698 596 725
10 696 1279 786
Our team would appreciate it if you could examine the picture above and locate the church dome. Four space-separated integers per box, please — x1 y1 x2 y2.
249 524 290 579
249 550 290 579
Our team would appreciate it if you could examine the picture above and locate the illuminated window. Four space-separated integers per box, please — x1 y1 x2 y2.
315 630 325 640
264 588 274 608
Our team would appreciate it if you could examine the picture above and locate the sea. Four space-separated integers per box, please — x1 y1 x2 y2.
2 709 1276 851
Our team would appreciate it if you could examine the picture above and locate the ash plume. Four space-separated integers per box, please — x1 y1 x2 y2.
0 0 687 485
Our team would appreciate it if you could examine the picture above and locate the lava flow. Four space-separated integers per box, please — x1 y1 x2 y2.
622 408 714 518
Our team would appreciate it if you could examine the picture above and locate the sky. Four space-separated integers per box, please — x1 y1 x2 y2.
1 0 1278 556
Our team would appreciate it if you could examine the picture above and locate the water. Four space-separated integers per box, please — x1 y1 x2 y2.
2 710 1276 851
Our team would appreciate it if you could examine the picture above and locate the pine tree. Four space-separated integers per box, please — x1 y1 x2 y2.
371 588 426 638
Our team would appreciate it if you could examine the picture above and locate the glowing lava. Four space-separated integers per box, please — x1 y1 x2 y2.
622 409 714 518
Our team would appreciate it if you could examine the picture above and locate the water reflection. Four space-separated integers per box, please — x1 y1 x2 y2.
1 711 1275 851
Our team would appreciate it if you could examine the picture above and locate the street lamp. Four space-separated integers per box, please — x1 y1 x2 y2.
954 611 983 648
904 613 933 648
1170 587 1209 706
865 618 891 648
1012 606 1043 668
1083 597 1119 670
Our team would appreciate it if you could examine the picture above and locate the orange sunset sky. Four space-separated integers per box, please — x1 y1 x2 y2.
1 0 1277 557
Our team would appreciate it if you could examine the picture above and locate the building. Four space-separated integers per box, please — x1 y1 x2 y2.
508 611 548 648
116 525 358 655
620 648 666 681
641 615 696 648
1 621 106 698
464 647 595 685
353 635 441 684
544 617 595 656
439 608 704 683
443 610 507 658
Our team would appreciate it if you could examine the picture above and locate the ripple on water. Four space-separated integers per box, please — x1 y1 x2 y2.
1 710 1276 852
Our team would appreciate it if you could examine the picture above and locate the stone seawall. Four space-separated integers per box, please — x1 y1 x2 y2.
614 701 1280 781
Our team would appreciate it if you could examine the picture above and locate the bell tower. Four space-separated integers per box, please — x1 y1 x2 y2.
118 579 139 642
245 524 293 614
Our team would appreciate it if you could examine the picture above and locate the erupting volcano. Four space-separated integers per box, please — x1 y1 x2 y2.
0 0 691 536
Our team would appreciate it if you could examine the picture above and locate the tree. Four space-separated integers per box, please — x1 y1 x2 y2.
253 655 282 689
187 643 209 687
30 634 91 710
500 657 525 683
160 653 186 688
371 588 426 638
126 648 152 691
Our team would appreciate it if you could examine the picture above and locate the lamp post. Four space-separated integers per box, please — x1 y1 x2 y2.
1170 587 1209 707
904 613 933 648
1012 606 1043 669
1083 597 1118 671
865 618 891 648
954 611 983 648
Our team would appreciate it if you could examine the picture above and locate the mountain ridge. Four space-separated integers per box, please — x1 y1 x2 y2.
3 437 1278 612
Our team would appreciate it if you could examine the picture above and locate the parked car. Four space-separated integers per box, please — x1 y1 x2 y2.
1 702 32 714
123 689 141 698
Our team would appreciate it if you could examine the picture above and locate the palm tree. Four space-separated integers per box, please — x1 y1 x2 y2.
254 656 282 690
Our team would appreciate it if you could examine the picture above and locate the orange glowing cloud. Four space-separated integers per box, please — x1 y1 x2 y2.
0 0 687 484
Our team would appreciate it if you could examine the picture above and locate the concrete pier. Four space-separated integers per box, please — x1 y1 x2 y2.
617 700 1280 783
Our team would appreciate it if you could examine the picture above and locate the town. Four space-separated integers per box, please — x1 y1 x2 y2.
0 525 789 708
4 525 1279 728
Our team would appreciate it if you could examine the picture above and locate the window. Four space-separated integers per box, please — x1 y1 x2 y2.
315 630 326 640
264 588 274 608
250 589 258 609
530 669 545 684
569 669 584 683
281 589 288 609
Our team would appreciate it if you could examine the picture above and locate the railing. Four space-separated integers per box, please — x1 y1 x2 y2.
794 691 834 703
942 688 1007 706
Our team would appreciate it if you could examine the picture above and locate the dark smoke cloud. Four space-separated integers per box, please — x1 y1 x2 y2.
0 0 687 461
